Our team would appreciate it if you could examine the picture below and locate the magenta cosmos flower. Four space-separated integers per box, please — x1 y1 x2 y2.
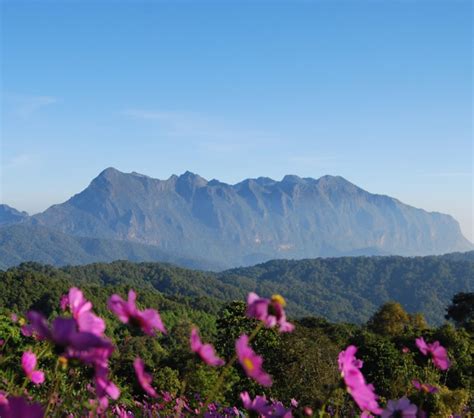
236 334 272 387
415 337 450 370
412 379 438 393
246 292 294 332
271 401 293 418
95 365 120 410
0 396 44 418
190 327 225 366
240 392 273 416
21 351 45 385
381 397 417 418
134 357 158 397
61 287 105 336
25 311 112 354
108 290 166 336
338 345 382 416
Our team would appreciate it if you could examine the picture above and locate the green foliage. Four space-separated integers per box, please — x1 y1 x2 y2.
0 261 472 415
269 321 341 408
2 252 473 326
446 292 474 333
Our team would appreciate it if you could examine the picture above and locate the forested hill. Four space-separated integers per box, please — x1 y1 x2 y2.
1 252 472 325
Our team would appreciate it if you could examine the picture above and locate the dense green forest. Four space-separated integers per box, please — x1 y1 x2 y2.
0 262 472 416
2 252 471 325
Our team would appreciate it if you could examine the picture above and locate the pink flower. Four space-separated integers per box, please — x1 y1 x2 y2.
236 334 272 387
95 365 120 410
381 397 417 418
303 407 313 416
415 337 450 370
240 392 273 416
21 351 45 385
134 357 158 397
26 312 111 353
338 345 382 416
60 294 69 311
108 290 166 336
246 293 294 332
411 379 438 393
62 287 105 336
290 399 298 408
190 327 225 366
113 405 134 417
272 402 293 417
0 396 44 418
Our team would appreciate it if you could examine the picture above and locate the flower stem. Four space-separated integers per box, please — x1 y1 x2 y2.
44 358 61 416
201 323 264 416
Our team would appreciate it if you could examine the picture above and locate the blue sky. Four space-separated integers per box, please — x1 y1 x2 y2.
1 0 472 240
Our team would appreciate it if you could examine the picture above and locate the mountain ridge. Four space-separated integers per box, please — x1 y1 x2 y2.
2 168 472 269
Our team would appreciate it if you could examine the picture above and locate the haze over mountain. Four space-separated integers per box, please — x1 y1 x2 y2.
0 167 466 269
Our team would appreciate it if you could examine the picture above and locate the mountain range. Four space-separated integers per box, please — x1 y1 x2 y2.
1 168 472 269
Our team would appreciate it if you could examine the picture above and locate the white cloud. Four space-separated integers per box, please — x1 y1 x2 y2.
122 108 277 152
3 153 37 170
4 94 59 118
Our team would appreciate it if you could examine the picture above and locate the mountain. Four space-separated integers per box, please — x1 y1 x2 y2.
0 204 29 226
28 167 472 268
0 224 225 271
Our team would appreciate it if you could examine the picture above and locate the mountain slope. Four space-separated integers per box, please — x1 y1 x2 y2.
0 224 225 271
0 204 29 226
5 254 472 324
31 168 472 267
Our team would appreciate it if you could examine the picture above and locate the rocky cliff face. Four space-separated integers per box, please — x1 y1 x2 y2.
30 168 473 267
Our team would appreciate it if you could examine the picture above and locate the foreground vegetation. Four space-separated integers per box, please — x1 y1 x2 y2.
0 262 472 416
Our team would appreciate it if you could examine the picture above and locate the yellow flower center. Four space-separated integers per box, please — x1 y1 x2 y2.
243 357 255 371
271 294 286 307
18 318 25 326
58 356 68 367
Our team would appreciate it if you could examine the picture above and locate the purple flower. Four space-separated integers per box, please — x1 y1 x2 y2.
134 357 158 398
240 392 273 416
411 379 438 393
108 290 166 336
0 396 44 418
113 405 134 417
26 312 112 353
21 351 45 385
236 334 272 387
60 287 105 336
415 337 450 370
190 327 225 366
271 402 293 417
381 397 417 418
95 365 120 410
246 293 294 332
338 345 382 416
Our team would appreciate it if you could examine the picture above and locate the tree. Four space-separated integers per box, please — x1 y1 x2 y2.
446 292 474 333
367 302 410 336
